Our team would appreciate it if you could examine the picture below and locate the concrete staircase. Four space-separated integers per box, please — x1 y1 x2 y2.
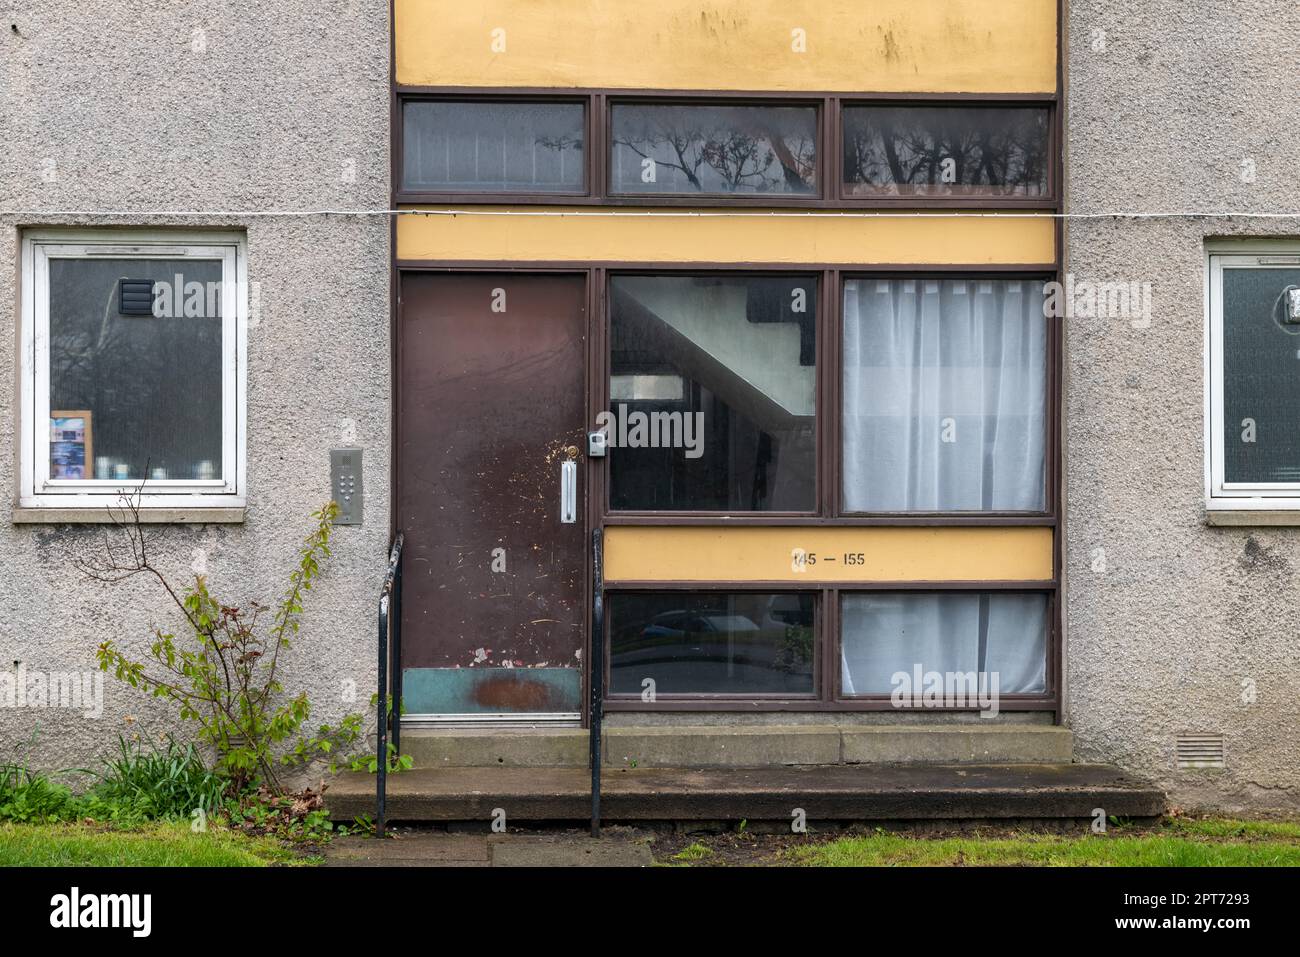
324 723 1166 824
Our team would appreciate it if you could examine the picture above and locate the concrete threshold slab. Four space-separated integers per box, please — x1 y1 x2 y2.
326 763 1164 823
398 724 1074 768
606 725 841 767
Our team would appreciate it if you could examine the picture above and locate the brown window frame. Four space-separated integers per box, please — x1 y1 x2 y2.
604 267 825 520
604 93 826 203
834 270 1057 521
603 586 823 704
596 266 1059 713
600 583 1058 713
601 266 1058 525
394 88 1059 209
832 586 1057 706
838 99 1057 204
395 92 595 203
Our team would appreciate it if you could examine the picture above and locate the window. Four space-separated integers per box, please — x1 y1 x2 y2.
608 273 817 511
402 99 585 194
610 102 818 196
840 592 1048 696
396 92 1057 205
609 592 815 696
20 231 247 510
841 278 1048 512
1208 249 1300 509
841 104 1050 198
601 271 1058 705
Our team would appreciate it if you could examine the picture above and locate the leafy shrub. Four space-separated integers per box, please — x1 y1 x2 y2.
86 499 366 792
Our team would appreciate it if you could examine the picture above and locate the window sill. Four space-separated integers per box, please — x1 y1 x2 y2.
1205 508 1300 527
12 506 246 525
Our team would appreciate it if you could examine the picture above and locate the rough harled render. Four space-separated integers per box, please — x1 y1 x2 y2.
1064 1 1300 812
0 4 392 771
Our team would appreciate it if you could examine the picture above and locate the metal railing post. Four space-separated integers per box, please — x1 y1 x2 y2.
375 532 404 839
392 537 404 759
377 591 389 837
590 528 604 838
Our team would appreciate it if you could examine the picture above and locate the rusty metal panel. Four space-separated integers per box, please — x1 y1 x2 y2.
398 273 587 714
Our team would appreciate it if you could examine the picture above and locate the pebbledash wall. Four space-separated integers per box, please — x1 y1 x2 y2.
1065 1 1300 812
0 3 392 771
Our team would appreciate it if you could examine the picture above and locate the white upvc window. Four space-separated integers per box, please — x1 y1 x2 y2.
1206 242 1300 513
19 230 247 511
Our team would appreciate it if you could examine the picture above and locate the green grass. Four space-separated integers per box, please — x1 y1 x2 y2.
1162 817 1300 840
0 822 304 867
788 820 1300 867
672 841 714 861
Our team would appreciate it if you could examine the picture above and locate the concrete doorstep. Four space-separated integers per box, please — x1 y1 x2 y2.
326 763 1165 825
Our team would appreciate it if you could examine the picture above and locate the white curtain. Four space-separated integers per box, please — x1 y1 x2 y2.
840 593 1047 695
842 278 1046 512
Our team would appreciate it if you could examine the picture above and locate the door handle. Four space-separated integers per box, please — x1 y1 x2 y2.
560 459 577 524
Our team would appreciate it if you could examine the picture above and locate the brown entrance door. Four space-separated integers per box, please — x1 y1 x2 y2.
398 272 587 719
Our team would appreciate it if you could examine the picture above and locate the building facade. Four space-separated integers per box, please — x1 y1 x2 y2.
1 1 1296 814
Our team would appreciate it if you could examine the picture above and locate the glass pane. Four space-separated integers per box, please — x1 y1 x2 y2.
402 100 585 193
842 278 1047 512
609 593 814 695
48 258 224 482
609 274 816 511
611 103 817 196
841 593 1048 696
1221 267 1300 483
842 106 1049 198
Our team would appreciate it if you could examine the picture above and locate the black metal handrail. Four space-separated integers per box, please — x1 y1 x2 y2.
589 528 604 838
376 531 405 837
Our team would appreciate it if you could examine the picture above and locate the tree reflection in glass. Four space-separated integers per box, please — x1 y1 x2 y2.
843 105 1049 198
612 103 817 195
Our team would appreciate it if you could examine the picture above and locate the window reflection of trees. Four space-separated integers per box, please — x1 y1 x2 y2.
843 107 1048 197
613 105 817 194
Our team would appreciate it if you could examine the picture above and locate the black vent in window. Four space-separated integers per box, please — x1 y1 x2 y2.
118 279 155 316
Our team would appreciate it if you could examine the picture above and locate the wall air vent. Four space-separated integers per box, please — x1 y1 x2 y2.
118 279 155 316
1176 734 1226 769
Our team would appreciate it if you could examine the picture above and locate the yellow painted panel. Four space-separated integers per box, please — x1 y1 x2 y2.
397 209 1055 265
396 0 1057 93
604 526 1053 583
